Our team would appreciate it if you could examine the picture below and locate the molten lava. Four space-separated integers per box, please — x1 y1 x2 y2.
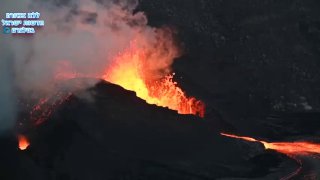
220 133 320 155
33 28 205 118
221 132 320 179
18 135 30 150
103 40 205 117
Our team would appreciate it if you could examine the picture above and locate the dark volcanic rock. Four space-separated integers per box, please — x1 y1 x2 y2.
13 80 297 180
4 0 320 178
0 134 18 180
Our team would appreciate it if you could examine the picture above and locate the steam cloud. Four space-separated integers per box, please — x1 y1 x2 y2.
0 0 179 133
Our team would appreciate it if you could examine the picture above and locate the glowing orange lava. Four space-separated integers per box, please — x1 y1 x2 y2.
18 135 30 150
103 40 205 117
220 133 320 155
27 29 205 123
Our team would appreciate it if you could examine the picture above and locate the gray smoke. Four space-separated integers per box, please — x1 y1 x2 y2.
0 0 178 134
0 0 32 134
0 37 16 134
12 0 149 93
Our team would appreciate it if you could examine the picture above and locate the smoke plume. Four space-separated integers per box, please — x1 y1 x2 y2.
0 0 179 133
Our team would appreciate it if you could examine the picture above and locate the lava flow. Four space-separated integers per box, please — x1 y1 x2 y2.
103 39 205 117
220 133 320 155
18 135 30 151
221 133 320 179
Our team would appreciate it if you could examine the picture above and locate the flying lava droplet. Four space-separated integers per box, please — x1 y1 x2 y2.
103 40 205 117
18 135 30 150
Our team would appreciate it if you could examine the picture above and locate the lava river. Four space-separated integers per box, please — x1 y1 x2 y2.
221 132 320 179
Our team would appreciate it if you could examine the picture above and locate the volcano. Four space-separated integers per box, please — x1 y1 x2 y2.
2 0 320 179
0 79 303 180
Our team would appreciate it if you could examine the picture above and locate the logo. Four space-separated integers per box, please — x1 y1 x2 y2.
3 27 10 34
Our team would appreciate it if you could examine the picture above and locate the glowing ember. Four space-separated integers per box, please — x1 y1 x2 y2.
30 92 72 125
18 135 30 150
220 133 320 155
103 40 205 117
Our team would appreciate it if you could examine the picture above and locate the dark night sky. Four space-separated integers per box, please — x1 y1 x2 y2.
138 0 320 137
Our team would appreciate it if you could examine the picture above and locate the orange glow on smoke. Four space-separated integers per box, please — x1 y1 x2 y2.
30 29 205 121
221 133 320 155
18 135 30 151
103 40 205 117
